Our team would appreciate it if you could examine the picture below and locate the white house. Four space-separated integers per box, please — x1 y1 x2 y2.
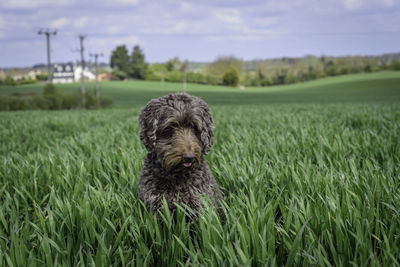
74 66 96 82
52 64 96 83
53 63 74 83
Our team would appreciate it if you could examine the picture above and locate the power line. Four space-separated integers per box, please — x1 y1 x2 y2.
38 29 57 83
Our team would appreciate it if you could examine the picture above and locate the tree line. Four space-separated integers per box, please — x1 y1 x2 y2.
2 45 399 88
109 44 400 87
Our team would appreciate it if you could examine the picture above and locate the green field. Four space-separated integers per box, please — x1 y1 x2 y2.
2 71 400 105
1 72 400 266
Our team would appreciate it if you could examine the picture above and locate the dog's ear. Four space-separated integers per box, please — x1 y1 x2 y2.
138 98 163 151
197 99 214 154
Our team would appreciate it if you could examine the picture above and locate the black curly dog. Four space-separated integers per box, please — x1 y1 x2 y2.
138 93 222 214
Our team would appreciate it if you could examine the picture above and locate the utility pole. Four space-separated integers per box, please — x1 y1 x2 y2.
183 70 187 91
78 35 86 108
161 68 165 89
90 52 103 106
38 29 57 83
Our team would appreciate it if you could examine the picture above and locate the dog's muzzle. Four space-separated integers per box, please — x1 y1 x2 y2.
181 153 196 168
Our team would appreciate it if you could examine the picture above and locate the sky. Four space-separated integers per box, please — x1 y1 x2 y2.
0 0 400 68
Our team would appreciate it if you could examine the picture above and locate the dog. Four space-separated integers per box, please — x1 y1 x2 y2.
138 93 222 215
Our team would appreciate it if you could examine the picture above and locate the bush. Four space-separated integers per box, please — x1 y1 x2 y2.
0 96 9 110
17 78 36 85
112 70 128 80
222 68 239 87
62 94 79 109
165 71 183 83
145 69 162 81
85 91 98 109
36 74 48 81
0 84 112 111
4 76 16 86
392 61 400 71
43 83 59 95
45 94 64 110
100 96 113 108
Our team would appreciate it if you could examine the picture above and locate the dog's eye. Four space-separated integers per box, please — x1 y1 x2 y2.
160 127 174 138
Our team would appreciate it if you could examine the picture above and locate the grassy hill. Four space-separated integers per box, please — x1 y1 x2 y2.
1 71 400 106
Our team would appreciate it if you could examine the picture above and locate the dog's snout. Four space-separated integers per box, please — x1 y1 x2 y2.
182 153 196 163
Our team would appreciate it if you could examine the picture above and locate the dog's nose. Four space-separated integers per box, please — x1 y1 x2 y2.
182 153 195 163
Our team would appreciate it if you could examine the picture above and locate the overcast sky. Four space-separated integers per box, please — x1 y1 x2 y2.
1 0 400 67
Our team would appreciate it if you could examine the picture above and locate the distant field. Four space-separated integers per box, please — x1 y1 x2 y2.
1 71 400 105
1 72 400 266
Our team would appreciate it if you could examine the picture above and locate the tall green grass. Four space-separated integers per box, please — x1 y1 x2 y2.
1 103 399 266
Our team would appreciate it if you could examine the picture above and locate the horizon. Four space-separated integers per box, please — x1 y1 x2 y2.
1 0 400 68
3 51 400 70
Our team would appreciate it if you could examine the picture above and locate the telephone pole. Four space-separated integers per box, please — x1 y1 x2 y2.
38 29 57 83
161 68 165 89
78 35 86 107
90 52 103 106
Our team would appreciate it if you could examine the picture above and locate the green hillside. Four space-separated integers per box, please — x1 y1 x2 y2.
1 71 400 106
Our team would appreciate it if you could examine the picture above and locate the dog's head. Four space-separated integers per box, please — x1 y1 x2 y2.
138 93 214 171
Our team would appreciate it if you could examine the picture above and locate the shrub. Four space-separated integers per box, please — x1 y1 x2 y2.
165 71 183 83
0 96 9 110
36 74 48 81
45 94 63 110
33 95 51 110
4 76 16 86
85 91 98 109
17 78 36 85
62 94 79 109
43 83 59 95
222 68 239 87
100 96 113 108
392 61 400 71
8 97 29 110
112 70 128 80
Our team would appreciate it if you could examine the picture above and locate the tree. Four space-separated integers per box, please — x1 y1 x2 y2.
110 45 129 74
207 56 243 76
4 75 16 86
222 68 239 87
129 45 148 80
165 57 180 72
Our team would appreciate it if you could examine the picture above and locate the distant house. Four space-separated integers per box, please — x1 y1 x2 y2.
98 72 114 81
73 66 96 82
53 63 74 83
52 64 96 83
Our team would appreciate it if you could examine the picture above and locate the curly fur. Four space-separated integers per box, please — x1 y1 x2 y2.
138 93 222 213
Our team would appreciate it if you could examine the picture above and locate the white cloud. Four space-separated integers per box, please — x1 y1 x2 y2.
381 0 395 7
111 35 142 47
343 0 363 10
72 17 89 28
0 17 6 30
215 9 242 24
50 17 69 28
1 0 73 9
102 0 140 6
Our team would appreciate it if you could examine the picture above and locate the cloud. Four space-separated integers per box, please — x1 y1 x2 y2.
109 0 140 5
343 0 363 10
1 0 73 9
215 9 242 24
50 18 69 29
0 17 6 30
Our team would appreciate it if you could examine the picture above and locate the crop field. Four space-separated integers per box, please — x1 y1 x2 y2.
1 72 400 266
